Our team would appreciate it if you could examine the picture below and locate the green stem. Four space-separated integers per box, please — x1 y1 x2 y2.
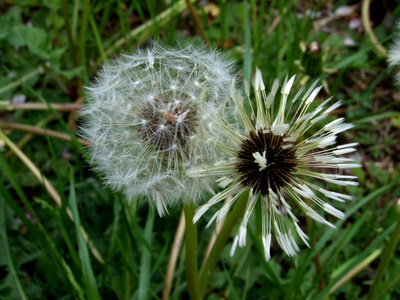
198 191 248 296
367 208 400 300
61 0 78 68
184 204 201 300
78 0 91 87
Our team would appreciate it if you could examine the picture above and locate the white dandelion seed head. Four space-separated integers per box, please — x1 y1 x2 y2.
189 70 359 260
80 41 235 216
388 22 400 88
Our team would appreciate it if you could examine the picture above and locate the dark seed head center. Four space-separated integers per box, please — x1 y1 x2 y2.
138 96 198 151
236 129 298 196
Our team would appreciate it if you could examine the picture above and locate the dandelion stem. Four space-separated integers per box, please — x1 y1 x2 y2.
198 191 248 297
367 206 400 300
184 204 201 300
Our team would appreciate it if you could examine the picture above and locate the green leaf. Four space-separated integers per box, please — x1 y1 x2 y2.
7 25 50 59
0 14 13 39
0 199 28 300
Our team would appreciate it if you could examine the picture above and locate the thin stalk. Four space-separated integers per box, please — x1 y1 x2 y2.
0 129 104 264
162 211 185 300
198 191 248 297
0 102 82 112
185 0 209 45
0 122 89 146
97 0 196 68
367 207 400 300
361 0 387 57
184 203 201 300
4 115 55 158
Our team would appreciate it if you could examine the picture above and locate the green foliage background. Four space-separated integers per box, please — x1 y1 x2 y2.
1 0 400 299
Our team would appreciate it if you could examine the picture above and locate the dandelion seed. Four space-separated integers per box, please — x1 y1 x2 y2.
80 41 234 216
188 70 359 260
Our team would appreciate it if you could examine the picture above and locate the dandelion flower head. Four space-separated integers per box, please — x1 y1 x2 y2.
188 70 360 260
80 41 234 215
388 23 400 88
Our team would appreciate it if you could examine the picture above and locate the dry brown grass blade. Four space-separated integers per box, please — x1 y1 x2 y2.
162 211 186 300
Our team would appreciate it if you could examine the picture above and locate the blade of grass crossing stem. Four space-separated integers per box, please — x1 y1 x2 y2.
68 169 101 300
0 199 28 300
138 209 155 300
243 0 252 83
288 180 399 295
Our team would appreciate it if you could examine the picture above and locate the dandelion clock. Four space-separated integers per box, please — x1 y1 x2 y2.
80 41 234 215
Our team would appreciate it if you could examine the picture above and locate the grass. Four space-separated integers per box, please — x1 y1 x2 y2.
1 0 400 299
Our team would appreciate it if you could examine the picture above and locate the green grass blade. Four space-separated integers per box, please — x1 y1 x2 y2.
288 180 400 296
243 0 252 83
0 198 28 300
138 209 155 300
90 15 107 64
313 223 396 300
68 169 101 300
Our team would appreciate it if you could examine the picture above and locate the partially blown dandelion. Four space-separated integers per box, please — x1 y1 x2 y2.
388 23 400 87
80 42 234 215
188 70 360 260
